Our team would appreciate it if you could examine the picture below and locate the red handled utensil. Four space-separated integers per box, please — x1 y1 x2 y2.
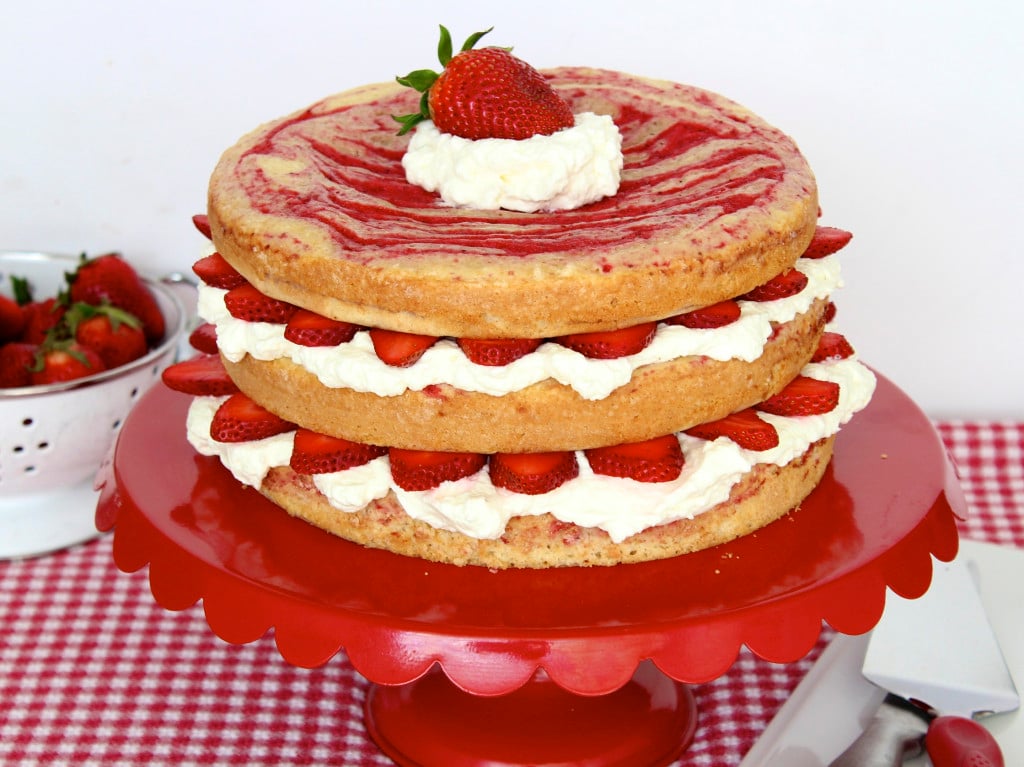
830 556 1018 766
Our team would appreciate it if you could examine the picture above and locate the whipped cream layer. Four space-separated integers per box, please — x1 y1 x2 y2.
186 356 876 543
402 113 624 212
199 255 841 401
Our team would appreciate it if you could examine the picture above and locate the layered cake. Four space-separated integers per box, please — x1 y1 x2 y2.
163 28 876 568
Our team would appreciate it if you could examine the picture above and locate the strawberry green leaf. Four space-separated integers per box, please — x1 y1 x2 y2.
459 26 494 54
63 301 141 334
393 90 433 135
437 25 453 66
395 69 439 92
393 110 426 136
11 275 33 305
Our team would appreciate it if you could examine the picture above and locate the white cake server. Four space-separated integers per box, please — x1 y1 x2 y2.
829 555 1018 766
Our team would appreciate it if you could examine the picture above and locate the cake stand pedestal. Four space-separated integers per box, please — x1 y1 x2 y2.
96 373 963 767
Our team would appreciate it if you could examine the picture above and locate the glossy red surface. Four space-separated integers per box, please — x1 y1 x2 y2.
97 371 961 697
926 715 1004 767
365 661 696 767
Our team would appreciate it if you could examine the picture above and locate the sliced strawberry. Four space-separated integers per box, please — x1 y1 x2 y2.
824 301 837 324
758 376 840 417
284 309 360 347
811 331 855 363
30 342 106 385
667 300 742 329
555 322 658 359
802 226 852 259
192 252 247 290
290 429 386 474
742 269 808 302
161 354 239 396
68 253 165 344
210 392 296 443
489 451 579 495
223 283 299 324
369 328 439 367
686 409 780 451
192 213 212 240
389 448 486 491
585 435 685 483
457 337 542 366
188 322 219 354
0 342 37 388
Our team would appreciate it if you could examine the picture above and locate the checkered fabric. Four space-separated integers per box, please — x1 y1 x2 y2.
1 422 1021 767
937 421 1024 547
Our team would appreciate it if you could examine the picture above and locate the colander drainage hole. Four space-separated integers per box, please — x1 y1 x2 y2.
22 417 34 427
10 442 51 454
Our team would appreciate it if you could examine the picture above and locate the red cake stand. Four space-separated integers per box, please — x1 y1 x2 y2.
96 372 963 767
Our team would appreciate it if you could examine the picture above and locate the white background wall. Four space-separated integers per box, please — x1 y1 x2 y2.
2 0 1021 419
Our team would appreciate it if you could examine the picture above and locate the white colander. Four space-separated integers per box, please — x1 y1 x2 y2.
0 251 187 498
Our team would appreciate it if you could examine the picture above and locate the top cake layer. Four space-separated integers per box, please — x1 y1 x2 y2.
208 67 818 339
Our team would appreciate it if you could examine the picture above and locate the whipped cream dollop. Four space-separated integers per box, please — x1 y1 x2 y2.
197 255 842 402
186 356 876 543
402 113 623 212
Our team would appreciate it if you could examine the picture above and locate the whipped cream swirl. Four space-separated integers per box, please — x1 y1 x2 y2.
402 113 623 212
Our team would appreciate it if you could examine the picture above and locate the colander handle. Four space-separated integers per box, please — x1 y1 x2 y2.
159 272 199 360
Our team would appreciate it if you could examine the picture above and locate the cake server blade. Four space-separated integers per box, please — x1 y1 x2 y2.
829 555 1018 766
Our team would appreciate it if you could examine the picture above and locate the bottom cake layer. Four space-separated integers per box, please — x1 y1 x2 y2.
255 436 835 569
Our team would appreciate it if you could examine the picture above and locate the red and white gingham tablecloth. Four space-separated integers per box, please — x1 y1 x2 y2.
2 421 1022 766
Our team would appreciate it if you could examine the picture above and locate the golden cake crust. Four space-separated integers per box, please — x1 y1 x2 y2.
257 436 835 568
223 299 827 453
207 67 818 338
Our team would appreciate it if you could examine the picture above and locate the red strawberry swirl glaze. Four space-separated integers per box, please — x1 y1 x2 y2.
233 68 803 263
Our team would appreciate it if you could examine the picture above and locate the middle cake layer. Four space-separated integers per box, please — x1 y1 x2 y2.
221 298 826 452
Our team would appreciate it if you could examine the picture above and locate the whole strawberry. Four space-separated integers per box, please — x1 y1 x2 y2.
20 297 66 345
67 302 148 369
395 26 574 140
30 342 106 385
0 342 38 388
0 294 25 343
67 253 165 344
